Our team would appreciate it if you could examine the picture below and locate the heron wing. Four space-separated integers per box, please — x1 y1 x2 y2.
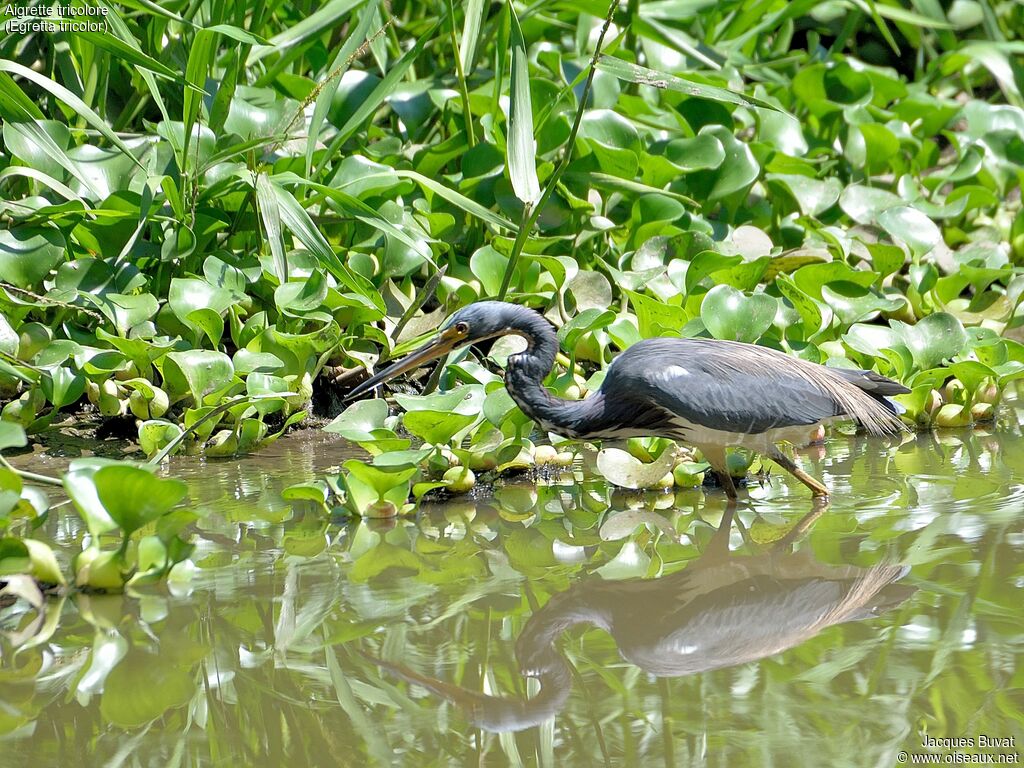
602 338 902 435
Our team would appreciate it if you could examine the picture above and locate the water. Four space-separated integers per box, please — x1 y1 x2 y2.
2 411 1023 766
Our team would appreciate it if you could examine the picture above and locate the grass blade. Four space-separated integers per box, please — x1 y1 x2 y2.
248 0 365 63
507 1 540 205
460 0 486 74
0 61 144 169
183 28 217 169
3 121 103 198
596 55 787 112
327 15 444 152
393 170 515 231
305 0 379 175
255 173 289 284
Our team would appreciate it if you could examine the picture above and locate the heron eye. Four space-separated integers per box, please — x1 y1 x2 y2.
454 322 469 334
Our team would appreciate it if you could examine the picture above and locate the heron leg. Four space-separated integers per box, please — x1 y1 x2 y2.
699 445 738 501
767 446 829 498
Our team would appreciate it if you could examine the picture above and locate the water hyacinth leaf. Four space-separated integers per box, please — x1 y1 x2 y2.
470 246 508 296
282 481 330 503
247 323 341 377
138 420 184 459
558 309 615 352
684 251 743 295
372 448 433 469
41 366 85 409
865 242 906 279
402 411 477 445
700 285 778 343
895 313 969 371
63 458 123 538
91 465 187 537
842 322 903 358
599 509 678 541
275 270 328 315
839 184 902 225
168 278 236 323
162 350 234 405
877 206 942 256
792 262 879 299
507 1 540 204
703 126 760 202
777 276 828 336
394 385 486 416
0 537 31 576
820 283 905 325
100 649 195 729
0 227 66 288
626 290 689 337
579 109 641 178
663 134 725 172
595 447 677 489
344 461 418 499
766 174 842 216
949 361 996 393
0 422 28 452
325 400 390 441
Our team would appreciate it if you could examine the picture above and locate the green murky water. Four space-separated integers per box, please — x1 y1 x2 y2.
3 408 1024 766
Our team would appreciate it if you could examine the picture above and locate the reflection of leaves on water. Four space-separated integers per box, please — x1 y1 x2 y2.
1 430 1021 763
365 510 915 732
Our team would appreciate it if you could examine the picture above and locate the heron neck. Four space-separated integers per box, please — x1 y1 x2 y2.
502 311 595 436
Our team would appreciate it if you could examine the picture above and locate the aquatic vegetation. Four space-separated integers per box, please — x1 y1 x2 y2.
0 0 1021 477
1 423 194 592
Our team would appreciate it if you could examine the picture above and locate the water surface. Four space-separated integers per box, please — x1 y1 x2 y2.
2 410 1023 766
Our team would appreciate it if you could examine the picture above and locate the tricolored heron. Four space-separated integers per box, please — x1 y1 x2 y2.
346 301 909 499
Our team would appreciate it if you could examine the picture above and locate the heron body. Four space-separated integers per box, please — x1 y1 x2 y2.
347 300 909 499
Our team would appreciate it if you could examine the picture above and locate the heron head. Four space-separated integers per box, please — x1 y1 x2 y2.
345 301 518 399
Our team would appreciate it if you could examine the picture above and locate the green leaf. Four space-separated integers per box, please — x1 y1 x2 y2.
0 226 66 288
877 206 942 257
92 465 187 537
0 422 28 452
507 1 540 204
162 350 235 405
306 2 378 174
41 366 85 409
100 649 195 728
700 285 778 343
0 60 144 170
596 55 784 111
895 313 969 371
255 173 288 284
324 400 390 441
402 411 477 445
63 458 122 538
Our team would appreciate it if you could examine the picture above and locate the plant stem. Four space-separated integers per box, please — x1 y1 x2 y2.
0 455 63 487
496 0 618 300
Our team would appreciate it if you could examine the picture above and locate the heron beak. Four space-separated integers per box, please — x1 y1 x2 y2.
345 327 467 400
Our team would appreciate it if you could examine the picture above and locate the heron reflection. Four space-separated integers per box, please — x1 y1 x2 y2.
367 506 915 733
